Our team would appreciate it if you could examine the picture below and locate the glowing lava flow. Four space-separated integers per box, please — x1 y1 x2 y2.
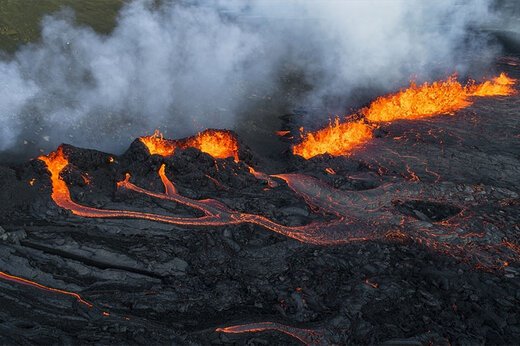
36 146 520 344
0 270 100 310
294 73 516 159
39 147 519 269
216 322 325 346
140 129 239 162
39 147 383 245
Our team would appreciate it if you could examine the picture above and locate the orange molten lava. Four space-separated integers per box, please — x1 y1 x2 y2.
292 119 373 159
38 146 72 202
140 129 239 162
216 322 324 345
0 270 93 308
467 72 516 97
39 145 519 270
293 73 516 159
363 73 516 122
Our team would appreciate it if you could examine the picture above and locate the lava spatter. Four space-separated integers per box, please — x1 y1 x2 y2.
292 119 373 159
140 129 239 162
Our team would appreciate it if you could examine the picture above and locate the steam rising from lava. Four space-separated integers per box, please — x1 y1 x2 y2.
0 0 503 155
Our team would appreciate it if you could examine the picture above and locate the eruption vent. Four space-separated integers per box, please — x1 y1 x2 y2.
294 73 516 159
140 129 239 161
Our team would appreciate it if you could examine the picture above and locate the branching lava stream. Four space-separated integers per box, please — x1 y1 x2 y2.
32 128 519 345
37 147 520 267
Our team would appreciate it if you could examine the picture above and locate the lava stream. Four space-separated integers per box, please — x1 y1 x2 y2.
294 73 516 159
39 147 519 267
0 270 111 316
216 322 325 346
39 147 383 245
140 129 239 162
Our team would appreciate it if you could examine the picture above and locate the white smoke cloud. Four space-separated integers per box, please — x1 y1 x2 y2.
0 61 39 150
0 0 500 155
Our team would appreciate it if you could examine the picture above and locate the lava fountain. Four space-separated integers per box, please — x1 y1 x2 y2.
292 119 373 160
293 73 516 159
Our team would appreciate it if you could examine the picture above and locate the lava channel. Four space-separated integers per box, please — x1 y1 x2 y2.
38 147 520 269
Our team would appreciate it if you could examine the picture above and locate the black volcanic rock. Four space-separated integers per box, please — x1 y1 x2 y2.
0 64 519 345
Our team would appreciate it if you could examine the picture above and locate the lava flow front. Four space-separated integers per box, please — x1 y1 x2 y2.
294 73 516 159
139 129 239 161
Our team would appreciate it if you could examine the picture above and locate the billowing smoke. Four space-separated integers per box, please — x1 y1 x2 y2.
0 0 501 156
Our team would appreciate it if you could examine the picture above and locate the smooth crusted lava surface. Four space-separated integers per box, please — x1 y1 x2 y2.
0 62 519 345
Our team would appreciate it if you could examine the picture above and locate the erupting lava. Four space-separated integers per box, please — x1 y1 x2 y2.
139 129 239 162
362 73 516 122
467 73 516 97
294 73 516 159
292 119 373 159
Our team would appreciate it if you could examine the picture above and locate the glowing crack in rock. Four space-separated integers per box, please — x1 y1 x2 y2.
0 270 109 317
216 322 325 346
294 73 517 159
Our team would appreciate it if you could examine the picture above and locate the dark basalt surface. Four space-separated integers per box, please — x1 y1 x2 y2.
1 61 520 345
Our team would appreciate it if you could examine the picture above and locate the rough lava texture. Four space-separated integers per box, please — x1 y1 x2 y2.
0 59 520 345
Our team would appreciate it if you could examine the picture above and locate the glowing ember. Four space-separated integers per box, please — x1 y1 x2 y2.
292 119 373 159
140 129 239 161
324 167 336 175
293 73 516 159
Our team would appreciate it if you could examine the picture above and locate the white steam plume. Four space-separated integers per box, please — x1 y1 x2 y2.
0 0 501 155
